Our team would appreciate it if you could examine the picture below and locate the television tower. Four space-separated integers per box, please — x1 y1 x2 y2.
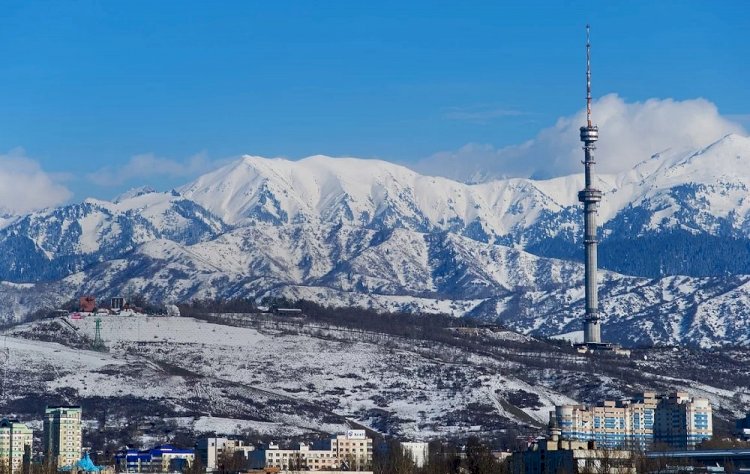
578 25 604 345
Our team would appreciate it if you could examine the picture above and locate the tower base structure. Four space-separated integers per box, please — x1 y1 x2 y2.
574 341 630 357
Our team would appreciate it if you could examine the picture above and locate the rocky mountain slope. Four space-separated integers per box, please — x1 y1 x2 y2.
1 134 750 347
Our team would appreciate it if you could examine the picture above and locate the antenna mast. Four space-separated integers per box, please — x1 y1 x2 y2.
586 24 592 127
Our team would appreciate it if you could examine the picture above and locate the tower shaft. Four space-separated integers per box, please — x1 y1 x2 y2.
578 25 603 345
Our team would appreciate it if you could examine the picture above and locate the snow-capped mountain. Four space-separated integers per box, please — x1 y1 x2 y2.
179 134 750 242
1 134 750 346
177 134 750 277
0 191 227 282
179 153 576 239
52 225 749 348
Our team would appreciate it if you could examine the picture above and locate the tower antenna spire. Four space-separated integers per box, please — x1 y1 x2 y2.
586 24 592 127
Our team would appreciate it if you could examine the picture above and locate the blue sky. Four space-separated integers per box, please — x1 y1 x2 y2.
0 1 748 205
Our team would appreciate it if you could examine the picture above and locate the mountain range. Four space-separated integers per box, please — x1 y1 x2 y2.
2 133 750 347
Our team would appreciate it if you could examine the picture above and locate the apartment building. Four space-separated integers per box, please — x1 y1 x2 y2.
555 392 657 449
555 392 711 449
0 419 32 474
653 392 712 449
331 430 373 470
265 430 373 471
43 405 82 468
195 437 256 472
265 442 338 471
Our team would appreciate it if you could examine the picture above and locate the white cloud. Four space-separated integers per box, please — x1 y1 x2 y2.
87 152 228 186
417 94 747 182
0 149 72 214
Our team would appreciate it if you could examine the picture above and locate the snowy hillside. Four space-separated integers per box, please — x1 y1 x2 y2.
3 313 748 443
0 316 352 443
0 134 750 346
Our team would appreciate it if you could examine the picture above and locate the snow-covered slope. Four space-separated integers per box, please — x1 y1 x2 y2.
1 223 747 348
2 134 750 347
599 134 750 235
5 314 748 443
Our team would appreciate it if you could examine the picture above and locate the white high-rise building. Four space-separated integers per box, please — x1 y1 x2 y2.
43 405 83 468
195 437 255 472
400 442 429 468
0 419 32 474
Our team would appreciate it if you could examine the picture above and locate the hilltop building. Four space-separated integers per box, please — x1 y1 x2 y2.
110 297 125 311
115 445 194 473
79 296 96 313
0 418 32 474
553 392 712 450
43 405 83 468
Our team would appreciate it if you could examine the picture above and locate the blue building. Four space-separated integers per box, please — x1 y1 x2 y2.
115 445 194 473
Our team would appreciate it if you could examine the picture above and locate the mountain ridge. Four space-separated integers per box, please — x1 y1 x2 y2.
0 134 749 346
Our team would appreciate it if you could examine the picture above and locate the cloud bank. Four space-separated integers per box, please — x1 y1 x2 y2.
87 152 222 186
417 94 747 182
0 149 72 214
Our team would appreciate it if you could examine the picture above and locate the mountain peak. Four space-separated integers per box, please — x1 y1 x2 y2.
699 132 750 154
114 185 159 203
669 132 750 177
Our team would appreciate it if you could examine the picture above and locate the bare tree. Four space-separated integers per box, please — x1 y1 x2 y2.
373 440 414 474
